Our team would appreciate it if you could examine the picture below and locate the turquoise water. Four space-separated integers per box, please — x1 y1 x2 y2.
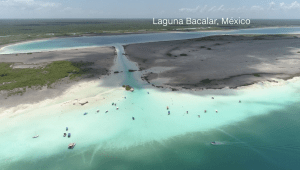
1 28 300 170
1 27 300 54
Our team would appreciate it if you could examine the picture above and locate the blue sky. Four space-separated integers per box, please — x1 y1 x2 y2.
0 0 299 19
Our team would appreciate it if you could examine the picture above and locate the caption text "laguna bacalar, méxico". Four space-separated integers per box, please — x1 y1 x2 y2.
153 18 251 26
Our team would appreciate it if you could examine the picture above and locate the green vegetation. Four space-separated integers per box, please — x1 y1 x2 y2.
207 48 212 50
253 73 261 77
180 53 187 56
240 34 290 37
0 61 91 92
122 85 132 91
297 51 300 53
166 53 172 57
241 83 252 86
125 86 131 91
200 46 206 48
195 37 215 41
200 79 212 84
215 43 221 45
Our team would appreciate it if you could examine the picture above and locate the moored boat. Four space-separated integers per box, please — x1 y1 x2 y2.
68 133 71 138
63 133 66 137
211 141 222 145
68 143 76 149
32 135 39 138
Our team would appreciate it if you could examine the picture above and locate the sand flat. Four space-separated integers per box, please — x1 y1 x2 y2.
124 34 300 90
0 46 116 107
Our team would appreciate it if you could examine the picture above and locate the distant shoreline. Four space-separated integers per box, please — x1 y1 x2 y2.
1 26 295 53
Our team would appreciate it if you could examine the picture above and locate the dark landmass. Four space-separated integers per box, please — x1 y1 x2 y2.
124 34 300 90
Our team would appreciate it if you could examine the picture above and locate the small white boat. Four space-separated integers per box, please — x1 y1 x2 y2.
68 143 76 149
211 141 222 145
32 135 39 138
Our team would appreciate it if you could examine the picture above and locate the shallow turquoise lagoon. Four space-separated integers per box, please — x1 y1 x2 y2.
1 28 300 170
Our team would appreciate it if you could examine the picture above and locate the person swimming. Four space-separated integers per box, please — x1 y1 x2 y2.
204 110 207 113
132 117 135 120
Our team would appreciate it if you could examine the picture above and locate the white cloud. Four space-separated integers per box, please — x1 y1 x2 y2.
269 1 276 10
179 6 201 13
279 1 300 9
251 5 264 11
179 5 226 13
0 0 60 11
179 2 300 13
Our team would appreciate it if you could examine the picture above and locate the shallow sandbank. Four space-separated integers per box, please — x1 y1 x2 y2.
124 34 300 90
0 47 116 107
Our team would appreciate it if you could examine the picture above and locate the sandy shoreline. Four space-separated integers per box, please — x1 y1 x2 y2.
1 31 300 115
0 31 175 52
0 46 117 108
1 26 289 52
124 34 300 91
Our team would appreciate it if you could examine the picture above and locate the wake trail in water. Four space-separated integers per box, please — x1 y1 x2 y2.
89 145 102 166
216 129 283 169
